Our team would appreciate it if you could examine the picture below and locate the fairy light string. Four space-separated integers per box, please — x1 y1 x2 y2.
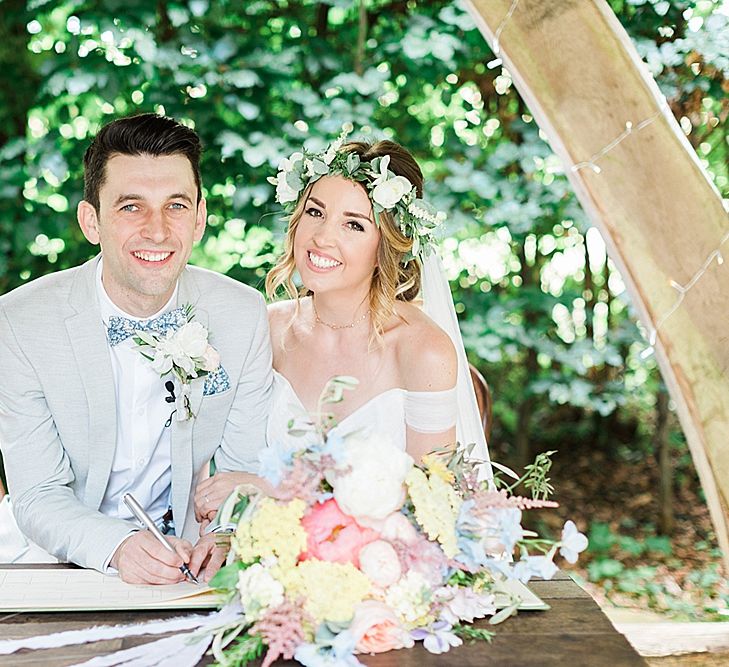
491 0 520 60
641 229 729 358
570 101 668 174
482 0 728 358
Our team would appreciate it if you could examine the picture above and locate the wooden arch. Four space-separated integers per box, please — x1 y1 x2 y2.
464 0 729 566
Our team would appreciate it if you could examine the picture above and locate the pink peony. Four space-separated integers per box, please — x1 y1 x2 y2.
300 498 377 567
350 600 414 654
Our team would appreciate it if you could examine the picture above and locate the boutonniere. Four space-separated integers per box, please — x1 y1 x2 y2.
134 304 220 421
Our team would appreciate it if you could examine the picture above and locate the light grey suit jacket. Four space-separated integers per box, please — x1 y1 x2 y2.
0 256 272 572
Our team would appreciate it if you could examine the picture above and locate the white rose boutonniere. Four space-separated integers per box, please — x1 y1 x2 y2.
134 305 219 420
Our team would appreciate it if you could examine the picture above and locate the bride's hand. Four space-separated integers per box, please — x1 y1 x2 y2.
194 472 273 524
194 472 251 523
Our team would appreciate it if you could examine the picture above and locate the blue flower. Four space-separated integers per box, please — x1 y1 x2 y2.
455 534 486 570
495 508 523 552
512 555 558 583
314 431 348 465
294 627 361 667
256 440 295 486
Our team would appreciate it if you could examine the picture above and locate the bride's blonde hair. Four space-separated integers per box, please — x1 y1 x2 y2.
265 140 423 342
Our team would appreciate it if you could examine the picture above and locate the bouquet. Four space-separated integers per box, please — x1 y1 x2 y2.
207 378 587 666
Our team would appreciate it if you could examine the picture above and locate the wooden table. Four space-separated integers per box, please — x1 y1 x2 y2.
0 567 645 666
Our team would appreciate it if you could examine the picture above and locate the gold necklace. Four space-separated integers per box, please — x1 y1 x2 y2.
312 299 369 330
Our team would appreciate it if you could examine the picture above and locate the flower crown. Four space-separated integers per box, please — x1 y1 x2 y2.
269 125 446 261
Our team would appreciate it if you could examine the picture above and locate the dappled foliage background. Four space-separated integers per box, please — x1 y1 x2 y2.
1 0 728 615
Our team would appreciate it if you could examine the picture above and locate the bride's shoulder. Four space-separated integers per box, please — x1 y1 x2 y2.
391 302 457 391
267 299 302 338
267 298 297 320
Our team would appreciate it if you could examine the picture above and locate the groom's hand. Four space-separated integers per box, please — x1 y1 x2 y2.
189 533 228 583
110 531 194 584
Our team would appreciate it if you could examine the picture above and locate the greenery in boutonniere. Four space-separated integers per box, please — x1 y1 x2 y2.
134 304 220 420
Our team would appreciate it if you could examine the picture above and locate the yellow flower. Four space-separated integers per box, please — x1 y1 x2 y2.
421 452 455 484
232 498 308 568
406 468 462 558
285 560 370 624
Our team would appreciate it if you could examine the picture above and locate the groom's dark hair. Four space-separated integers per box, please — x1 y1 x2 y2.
83 113 203 212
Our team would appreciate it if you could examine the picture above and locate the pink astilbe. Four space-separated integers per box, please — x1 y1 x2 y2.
250 599 311 667
471 489 559 517
272 457 323 503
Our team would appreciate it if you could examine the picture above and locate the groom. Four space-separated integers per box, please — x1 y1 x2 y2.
0 114 272 583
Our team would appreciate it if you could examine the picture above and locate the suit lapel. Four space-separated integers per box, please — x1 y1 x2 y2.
170 269 206 532
65 257 117 509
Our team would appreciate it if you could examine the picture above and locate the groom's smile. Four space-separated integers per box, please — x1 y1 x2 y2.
132 250 173 263
77 153 207 317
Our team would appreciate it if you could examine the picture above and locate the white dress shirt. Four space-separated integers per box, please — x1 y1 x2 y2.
96 259 176 530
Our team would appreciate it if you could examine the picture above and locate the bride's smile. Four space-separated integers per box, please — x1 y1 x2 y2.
306 250 342 271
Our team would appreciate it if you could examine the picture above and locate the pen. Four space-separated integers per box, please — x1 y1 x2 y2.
122 492 200 585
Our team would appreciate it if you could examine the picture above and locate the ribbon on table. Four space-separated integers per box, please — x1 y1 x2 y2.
0 603 242 667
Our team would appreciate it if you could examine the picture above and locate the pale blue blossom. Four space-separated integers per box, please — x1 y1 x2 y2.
512 555 558 583
315 432 349 465
559 520 588 564
256 440 295 486
294 628 361 667
495 508 524 552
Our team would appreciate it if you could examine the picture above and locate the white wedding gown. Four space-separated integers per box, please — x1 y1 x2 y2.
266 370 457 450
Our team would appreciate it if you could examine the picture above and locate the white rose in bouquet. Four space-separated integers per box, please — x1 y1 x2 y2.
327 432 413 527
372 175 412 209
237 563 285 622
358 540 402 588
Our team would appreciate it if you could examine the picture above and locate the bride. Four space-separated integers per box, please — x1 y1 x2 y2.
195 128 490 524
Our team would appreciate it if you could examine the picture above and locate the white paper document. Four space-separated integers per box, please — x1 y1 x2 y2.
0 568 220 612
0 567 547 613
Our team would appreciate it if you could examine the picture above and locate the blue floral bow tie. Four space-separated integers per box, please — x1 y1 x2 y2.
106 307 188 347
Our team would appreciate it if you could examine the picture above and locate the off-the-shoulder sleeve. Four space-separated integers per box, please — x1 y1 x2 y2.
405 386 457 433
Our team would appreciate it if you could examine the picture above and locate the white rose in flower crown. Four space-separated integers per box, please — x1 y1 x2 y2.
278 151 304 172
274 151 304 204
275 171 299 204
358 540 402 588
371 175 412 209
327 432 413 527
200 344 221 372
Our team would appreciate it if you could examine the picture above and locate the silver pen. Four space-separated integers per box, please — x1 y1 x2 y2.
122 492 199 584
